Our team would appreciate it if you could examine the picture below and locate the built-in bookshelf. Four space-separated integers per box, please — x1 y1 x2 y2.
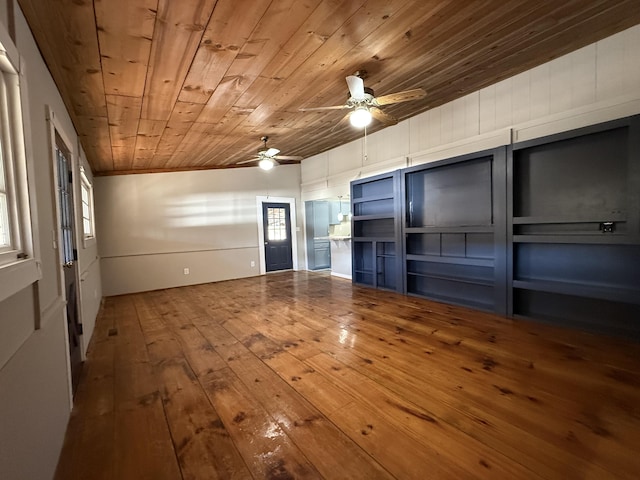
349 114 640 339
351 171 402 292
509 116 640 337
403 149 507 313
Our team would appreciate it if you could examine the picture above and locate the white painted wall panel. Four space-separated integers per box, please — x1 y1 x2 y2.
328 141 362 176
101 247 260 296
0 287 35 369
625 26 640 93
300 153 327 185
511 71 530 125
528 62 550 120
494 78 513 129
596 30 626 101
479 84 497 134
0 310 71 480
570 44 597 108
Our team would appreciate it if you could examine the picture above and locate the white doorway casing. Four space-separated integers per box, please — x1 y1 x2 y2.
256 196 298 274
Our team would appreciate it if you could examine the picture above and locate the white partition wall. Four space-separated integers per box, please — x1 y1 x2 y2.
96 165 303 296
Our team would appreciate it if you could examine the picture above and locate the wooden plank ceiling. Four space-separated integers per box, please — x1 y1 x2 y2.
17 0 640 175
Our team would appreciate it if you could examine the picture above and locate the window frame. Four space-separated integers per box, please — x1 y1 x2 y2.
79 165 96 246
0 23 39 304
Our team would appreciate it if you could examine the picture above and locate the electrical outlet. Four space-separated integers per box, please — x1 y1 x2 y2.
250 261 256 267
183 267 190 275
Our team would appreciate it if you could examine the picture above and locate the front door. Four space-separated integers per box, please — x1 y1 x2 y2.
262 202 293 272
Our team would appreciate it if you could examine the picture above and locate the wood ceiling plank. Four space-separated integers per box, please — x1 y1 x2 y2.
268 0 481 117
235 0 369 110
238 0 421 127
210 0 420 165
44 0 105 117
177 0 272 105
106 95 143 171
166 125 227 168
140 0 217 121
76 115 114 172
195 0 322 124
95 0 157 97
154 101 206 161
17 0 112 172
133 119 166 169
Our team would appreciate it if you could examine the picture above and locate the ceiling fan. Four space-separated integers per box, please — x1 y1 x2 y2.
299 71 426 129
236 136 303 170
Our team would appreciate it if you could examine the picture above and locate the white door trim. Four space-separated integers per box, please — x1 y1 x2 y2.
256 196 298 275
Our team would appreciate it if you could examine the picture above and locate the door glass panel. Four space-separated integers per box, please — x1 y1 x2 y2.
267 207 287 241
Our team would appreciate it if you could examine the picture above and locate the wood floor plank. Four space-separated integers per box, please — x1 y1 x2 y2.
54 409 114 480
114 395 182 480
202 367 324 479
55 271 640 479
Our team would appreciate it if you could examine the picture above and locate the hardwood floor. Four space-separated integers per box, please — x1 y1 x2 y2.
55 272 640 479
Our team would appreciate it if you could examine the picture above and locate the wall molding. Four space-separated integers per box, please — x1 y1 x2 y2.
513 94 640 143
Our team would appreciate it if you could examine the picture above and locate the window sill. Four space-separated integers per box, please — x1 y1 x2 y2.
0 257 40 303
83 236 97 248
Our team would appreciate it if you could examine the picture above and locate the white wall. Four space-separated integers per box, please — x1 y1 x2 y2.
0 4 103 480
301 25 640 202
96 165 303 295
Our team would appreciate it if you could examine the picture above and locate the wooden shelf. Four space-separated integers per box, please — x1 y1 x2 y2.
406 225 493 234
407 271 493 286
512 214 626 225
406 290 493 311
513 234 637 245
513 279 640 305
352 237 396 243
352 193 394 204
353 214 395 221
406 254 493 268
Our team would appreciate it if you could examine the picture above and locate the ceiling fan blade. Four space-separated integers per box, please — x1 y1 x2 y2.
346 75 365 100
236 158 259 165
265 147 280 157
274 155 303 161
370 107 398 126
375 88 426 105
299 105 348 112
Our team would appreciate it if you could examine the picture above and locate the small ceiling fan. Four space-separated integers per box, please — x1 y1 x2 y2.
299 71 426 129
236 136 303 170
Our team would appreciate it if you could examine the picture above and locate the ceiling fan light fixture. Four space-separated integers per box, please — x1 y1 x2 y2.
350 106 372 128
259 158 275 170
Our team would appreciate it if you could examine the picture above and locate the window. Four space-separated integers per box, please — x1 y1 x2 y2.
267 207 287 241
56 142 74 264
0 42 25 266
80 166 95 242
0 28 38 304
0 134 10 248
